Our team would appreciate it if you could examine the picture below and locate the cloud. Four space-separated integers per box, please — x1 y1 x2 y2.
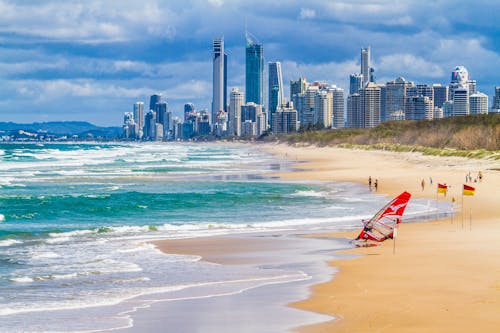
13 79 153 101
207 0 224 6
377 54 445 80
299 8 316 20
0 0 177 42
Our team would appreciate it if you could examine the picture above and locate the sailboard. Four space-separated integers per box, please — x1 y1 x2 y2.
354 191 411 244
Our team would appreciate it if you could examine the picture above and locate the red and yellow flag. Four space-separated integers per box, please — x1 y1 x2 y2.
437 183 448 194
463 184 475 196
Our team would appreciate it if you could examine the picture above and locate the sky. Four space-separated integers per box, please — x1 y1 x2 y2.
0 0 499 126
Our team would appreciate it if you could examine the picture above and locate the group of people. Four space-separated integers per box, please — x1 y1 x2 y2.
465 171 482 183
368 176 378 191
421 177 433 191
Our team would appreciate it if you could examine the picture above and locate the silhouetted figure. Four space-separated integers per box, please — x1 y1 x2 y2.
368 176 372 188
374 179 378 191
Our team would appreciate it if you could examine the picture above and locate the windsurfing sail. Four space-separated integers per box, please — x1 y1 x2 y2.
355 191 412 242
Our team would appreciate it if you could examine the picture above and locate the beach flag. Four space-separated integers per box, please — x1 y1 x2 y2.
437 183 448 194
463 184 475 196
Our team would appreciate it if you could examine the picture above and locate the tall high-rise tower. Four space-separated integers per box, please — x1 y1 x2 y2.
149 94 162 111
493 87 500 113
229 88 244 136
212 37 227 124
133 102 144 139
360 82 381 128
245 32 264 105
349 74 363 95
268 62 284 126
385 77 413 122
361 47 371 86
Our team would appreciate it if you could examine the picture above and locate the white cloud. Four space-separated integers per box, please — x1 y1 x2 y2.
0 0 177 42
14 79 153 101
377 53 445 79
207 0 224 7
299 8 316 20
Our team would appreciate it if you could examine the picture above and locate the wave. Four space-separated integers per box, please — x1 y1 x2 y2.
290 190 325 197
9 276 34 283
0 213 4 222
0 239 22 247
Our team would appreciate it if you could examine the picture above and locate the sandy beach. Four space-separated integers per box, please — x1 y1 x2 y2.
263 144 500 333
153 143 499 332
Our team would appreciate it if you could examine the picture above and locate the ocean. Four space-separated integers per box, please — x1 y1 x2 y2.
0 142 436 332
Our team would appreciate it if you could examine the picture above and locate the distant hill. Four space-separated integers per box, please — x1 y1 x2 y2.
0 121 122 137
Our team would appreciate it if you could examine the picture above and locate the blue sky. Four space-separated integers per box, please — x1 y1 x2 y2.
0 0 499 126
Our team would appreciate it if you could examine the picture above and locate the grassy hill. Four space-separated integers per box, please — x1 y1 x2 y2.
264 114 500 159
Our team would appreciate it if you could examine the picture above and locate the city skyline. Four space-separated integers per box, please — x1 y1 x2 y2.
0 0 499 126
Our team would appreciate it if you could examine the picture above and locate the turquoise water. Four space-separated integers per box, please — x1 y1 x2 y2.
0 142 425 331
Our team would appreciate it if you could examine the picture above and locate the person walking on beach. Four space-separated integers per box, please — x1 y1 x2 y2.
368 176 372 188
429 177 433 185
374 179 378 191
421 179 425 191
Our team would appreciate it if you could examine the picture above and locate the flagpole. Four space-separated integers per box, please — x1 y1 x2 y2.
450 197 455 224
393 223 397 255
470 207 472 231
461 193 464 229
435 189 438 220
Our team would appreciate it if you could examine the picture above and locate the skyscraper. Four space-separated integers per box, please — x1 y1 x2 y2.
245 32 264 105
229 88 244 136
452 88 469 116
314 89 332 128
149 94 162 111
212 37 227 124
268 62 284 126
361 47 371 86
469 92 488 115
155 102 168 126
290 77 307 101
432 84 449 108
331 87 345 128
144 110 156 140
133 102 144 139
347 93 362 128
449 65 475 100
349 74 363 95
360 82 381 128
405 96 433 120
184 103 195 121
272 103 298 134
385 77 413 122
492 87 500 113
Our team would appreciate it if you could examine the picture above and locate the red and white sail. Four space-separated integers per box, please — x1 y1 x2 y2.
355 191 412 242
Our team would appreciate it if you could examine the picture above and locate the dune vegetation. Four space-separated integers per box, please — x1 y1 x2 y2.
263 114 500 159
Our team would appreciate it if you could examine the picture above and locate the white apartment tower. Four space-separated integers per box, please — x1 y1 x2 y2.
452 88 469 116
360 82 381 128
361 47 371 86
212 37 226 125
229 88 244 137
133 102 144 139
314 89 333 128
470 92 489 115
